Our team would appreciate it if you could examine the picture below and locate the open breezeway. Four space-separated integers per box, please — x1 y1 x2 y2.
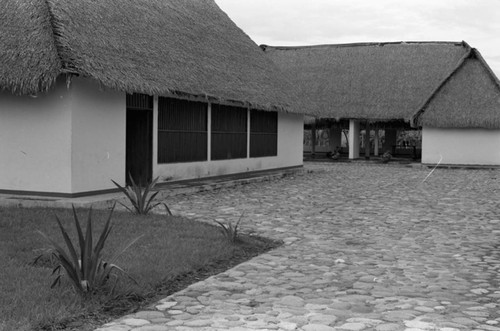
98 163 500 331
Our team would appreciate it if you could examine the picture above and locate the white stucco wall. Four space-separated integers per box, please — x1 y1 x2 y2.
155 112 304 181
422 127 500 165
0 77 126 195
69 77 126 192
1 80 302 195
0 79 73 193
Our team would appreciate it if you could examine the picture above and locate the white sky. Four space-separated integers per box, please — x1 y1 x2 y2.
214 0 500 77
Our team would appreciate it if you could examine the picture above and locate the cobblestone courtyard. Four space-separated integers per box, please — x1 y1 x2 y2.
99 163 500 331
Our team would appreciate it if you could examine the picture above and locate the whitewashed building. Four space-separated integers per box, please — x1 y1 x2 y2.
264 41 500 165
0 0 304 197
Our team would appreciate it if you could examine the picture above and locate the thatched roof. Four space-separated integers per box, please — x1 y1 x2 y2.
263 41 500 125
416 49 500 129
0 0 62 94
0 0 298 112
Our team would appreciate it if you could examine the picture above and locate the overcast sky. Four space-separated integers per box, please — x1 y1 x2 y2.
215 0 500 77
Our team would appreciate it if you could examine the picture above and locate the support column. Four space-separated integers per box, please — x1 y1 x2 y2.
329 125 342 153
311 122 317 156
365 121 371 159
384 128 398 155
348 119 360 159
374 128 379 156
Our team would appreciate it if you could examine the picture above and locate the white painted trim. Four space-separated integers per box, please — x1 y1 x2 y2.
207 102 212 161
152 95 159 177
247 107 251 158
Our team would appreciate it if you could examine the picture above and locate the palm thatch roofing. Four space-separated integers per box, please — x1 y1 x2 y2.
417 50 500 129
263 41 500 128
0 0 299 113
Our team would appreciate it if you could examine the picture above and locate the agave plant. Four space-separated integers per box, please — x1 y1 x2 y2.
112 175 172 215
37 204 140 297
214 213 244 244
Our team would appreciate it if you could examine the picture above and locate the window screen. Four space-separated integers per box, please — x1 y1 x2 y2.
211 104 247 160
158 97 207 163
250 110 278 157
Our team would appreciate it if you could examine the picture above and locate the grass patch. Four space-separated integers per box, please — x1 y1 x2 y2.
0 207 280 331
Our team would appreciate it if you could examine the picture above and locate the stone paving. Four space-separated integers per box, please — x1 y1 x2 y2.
96 163 500 331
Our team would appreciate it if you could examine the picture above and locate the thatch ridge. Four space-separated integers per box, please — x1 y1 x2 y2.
0 0 299 112
261 41 465 51
263 41 472 121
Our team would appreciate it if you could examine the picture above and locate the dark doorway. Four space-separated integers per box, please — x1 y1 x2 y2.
126 94 153 186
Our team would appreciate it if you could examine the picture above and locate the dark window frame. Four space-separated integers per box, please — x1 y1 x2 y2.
157 97 208 164
211 104 248 160
250 109 278 158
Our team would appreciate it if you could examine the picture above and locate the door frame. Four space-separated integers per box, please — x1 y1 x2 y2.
125 94 153 186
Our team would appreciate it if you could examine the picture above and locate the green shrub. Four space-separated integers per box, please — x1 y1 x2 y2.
36 205 140 297
112 175 172 215
214 213 244 244
381 151 392 163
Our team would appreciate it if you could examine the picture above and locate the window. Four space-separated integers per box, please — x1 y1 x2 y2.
211 104 247 160
158 97 207 163
250 110 278 157
126 93 153 110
